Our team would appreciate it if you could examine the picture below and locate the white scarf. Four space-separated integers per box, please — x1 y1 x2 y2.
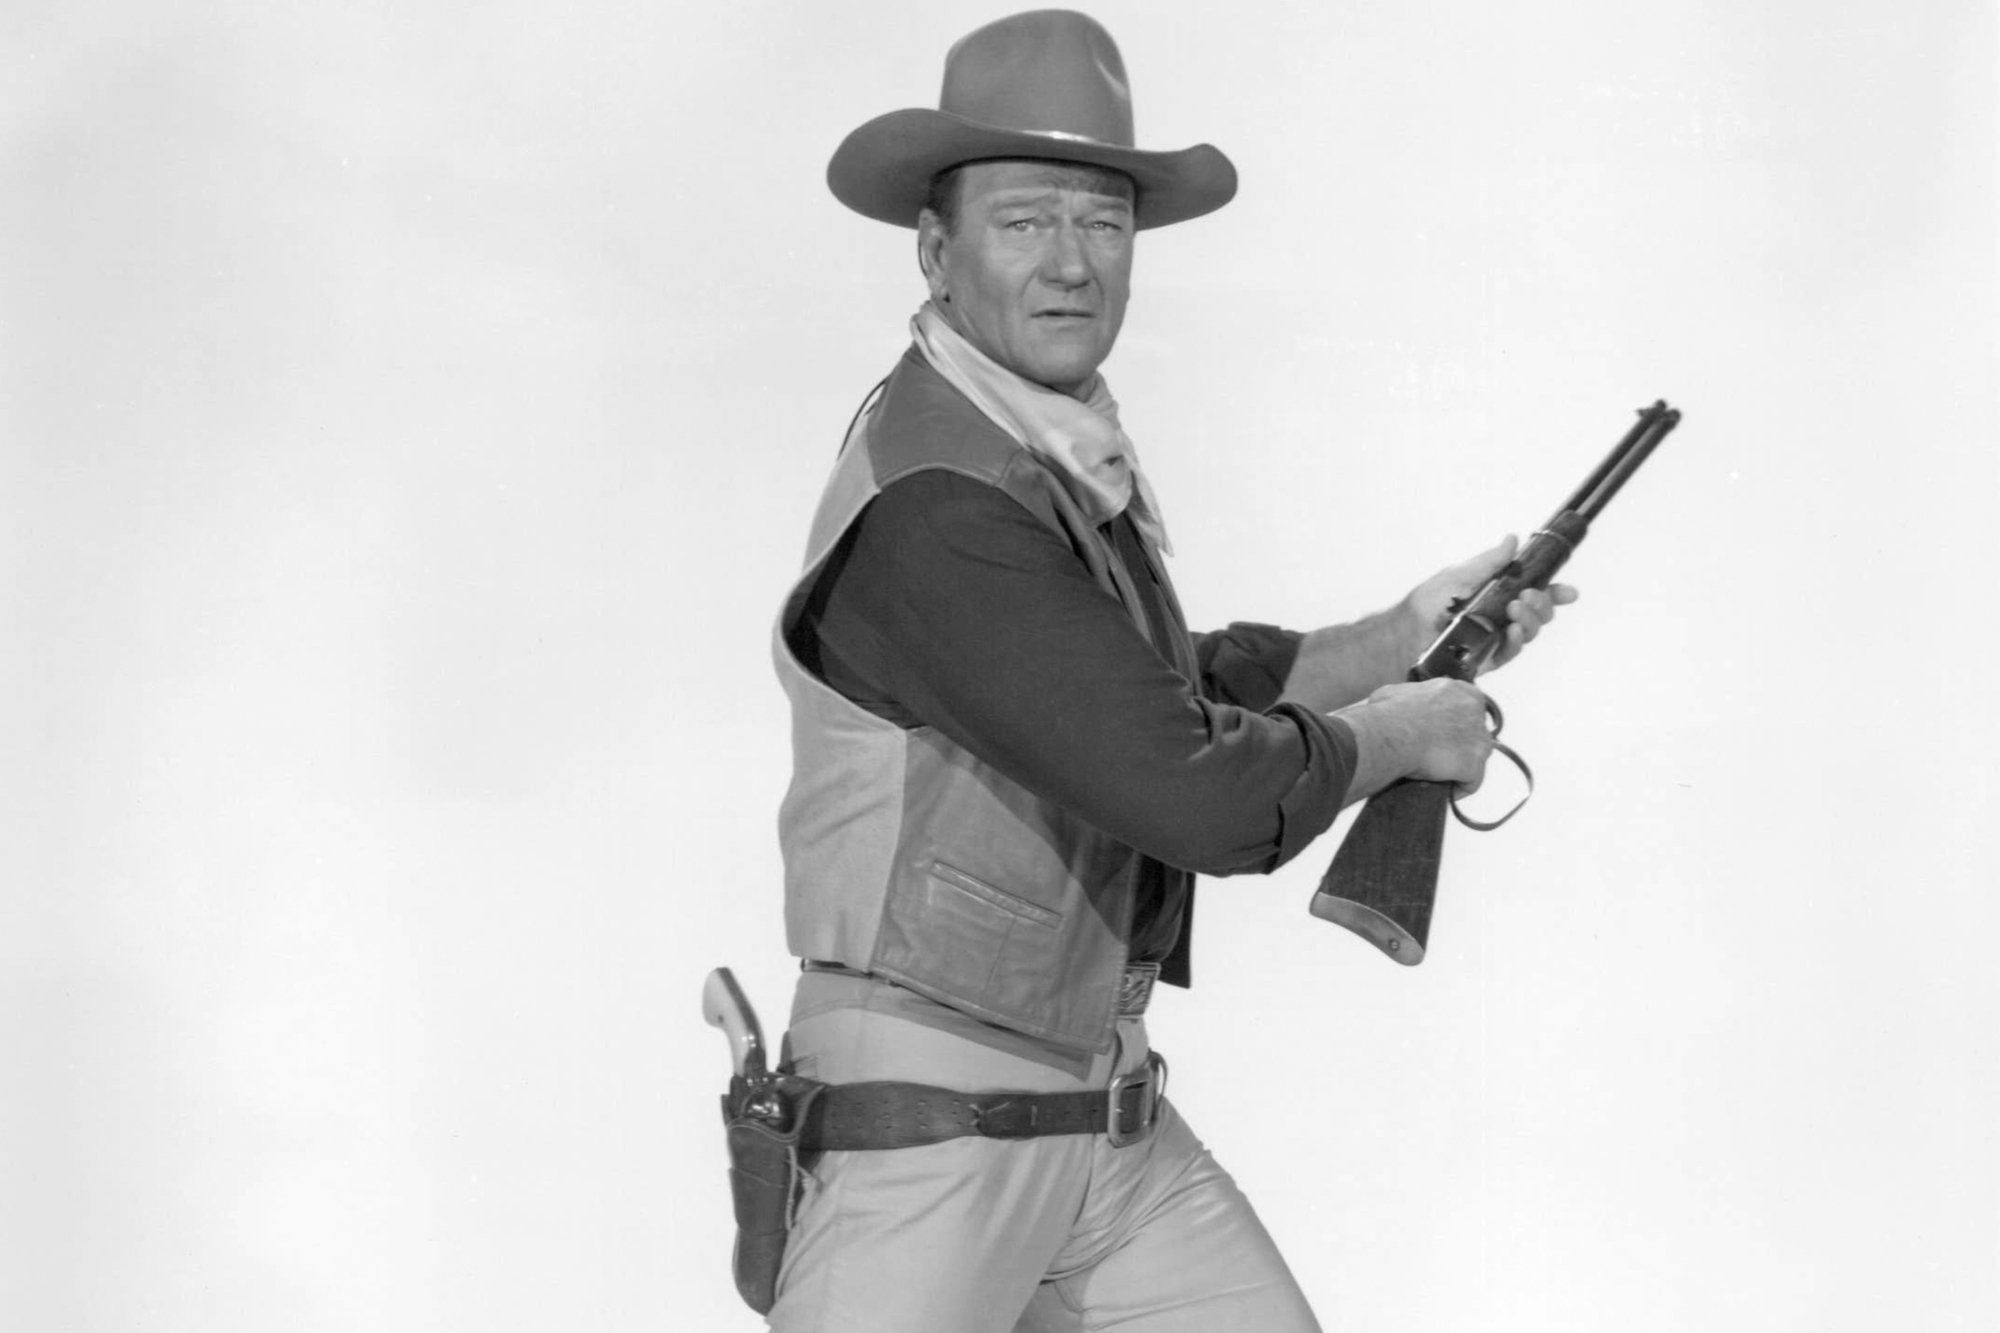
909 302 1172 555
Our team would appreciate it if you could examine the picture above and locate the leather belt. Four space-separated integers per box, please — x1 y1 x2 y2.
798 1051 1168 1151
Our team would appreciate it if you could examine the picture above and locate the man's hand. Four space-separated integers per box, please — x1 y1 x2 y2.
1334 677 1495 806
1278 536 1580 715
1404 535 1577 673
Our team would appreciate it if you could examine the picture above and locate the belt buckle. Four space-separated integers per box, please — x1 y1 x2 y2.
1105 1050 1167 1148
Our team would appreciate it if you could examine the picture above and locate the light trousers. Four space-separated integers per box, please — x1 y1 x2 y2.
765 978 1322 1333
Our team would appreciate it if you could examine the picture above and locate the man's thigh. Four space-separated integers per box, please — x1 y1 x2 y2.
767 1133 1092 1333
1019 1104 1323 1333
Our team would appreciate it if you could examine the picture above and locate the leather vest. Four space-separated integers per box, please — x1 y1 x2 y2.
773 350 1197 1054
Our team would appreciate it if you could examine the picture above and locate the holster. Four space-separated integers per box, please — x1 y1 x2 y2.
720 1070 825 1316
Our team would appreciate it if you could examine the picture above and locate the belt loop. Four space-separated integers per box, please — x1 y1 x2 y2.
1117 961 1161 1017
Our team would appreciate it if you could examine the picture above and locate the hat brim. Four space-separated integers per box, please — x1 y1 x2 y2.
827 108 1237 230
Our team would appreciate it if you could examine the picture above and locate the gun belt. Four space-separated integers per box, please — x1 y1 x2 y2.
798 1075 1158 1151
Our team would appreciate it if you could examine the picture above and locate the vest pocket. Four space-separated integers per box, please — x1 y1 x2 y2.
868 854 1101 1049
926 861 1063 930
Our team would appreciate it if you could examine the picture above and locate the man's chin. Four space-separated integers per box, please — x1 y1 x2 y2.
1029 371 1097 398
1020 354 1107 397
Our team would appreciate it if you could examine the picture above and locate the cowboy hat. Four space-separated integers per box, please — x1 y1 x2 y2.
826 9 1237 230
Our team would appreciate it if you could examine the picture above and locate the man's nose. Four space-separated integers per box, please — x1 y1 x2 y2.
1040 223 1091 286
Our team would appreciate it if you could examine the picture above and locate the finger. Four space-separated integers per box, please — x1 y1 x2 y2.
1508 590 1550 620
1482 624 1525 673
1505 592 1551 636
1549 583 1579 605
1455 744 1493 795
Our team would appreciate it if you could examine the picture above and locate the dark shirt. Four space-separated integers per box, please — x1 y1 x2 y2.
787 468 1357 958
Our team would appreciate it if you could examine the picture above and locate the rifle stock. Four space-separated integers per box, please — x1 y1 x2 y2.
1311 400 1681 964
1309 779 1451 964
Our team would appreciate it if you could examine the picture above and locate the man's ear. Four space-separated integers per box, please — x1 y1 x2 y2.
916 210 949 304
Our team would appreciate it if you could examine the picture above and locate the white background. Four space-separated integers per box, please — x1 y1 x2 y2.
4 2 1994 1329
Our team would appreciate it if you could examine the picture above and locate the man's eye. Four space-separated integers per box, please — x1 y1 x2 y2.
1003 219 1035 232
1088 219 1126 233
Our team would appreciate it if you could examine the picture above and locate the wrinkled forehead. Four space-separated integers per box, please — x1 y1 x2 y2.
959 159 1137 208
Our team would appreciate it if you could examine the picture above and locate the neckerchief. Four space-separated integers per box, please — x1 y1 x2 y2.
910 302 1171 555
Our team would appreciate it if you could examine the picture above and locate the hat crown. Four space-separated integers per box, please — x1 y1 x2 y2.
940 10 1134 148
824 9 1235 229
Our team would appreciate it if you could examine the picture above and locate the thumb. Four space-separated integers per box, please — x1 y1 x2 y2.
1453 533 1518 584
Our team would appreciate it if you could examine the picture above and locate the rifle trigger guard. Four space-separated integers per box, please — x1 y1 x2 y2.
1450 725 1533 833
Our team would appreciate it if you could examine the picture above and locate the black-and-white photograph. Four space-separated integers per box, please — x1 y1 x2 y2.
6 3 1994 1329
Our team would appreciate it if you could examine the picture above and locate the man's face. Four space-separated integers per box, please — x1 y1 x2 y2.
918 160 1135 398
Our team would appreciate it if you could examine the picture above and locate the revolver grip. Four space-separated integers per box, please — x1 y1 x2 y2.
703 966 767 1080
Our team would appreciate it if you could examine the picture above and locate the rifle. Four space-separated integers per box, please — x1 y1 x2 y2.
1309 400 1681 964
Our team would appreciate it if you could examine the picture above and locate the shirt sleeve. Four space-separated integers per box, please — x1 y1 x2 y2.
788 469 1355 876
1192 622 1305 712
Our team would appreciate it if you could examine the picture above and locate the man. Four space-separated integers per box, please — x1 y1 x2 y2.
763 11 1571 1330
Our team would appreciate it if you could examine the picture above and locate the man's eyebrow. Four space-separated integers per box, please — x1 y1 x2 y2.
981 187 1135 210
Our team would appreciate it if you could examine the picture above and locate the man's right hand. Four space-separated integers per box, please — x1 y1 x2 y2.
1332 678 1495 806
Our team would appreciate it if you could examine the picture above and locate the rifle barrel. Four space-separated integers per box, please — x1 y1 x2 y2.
1552 401 1680 524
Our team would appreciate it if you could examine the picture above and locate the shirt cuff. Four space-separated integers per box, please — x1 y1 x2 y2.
1267 703 1358 870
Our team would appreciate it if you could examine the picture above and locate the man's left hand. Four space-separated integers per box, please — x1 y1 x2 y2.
1405 535 1577 674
